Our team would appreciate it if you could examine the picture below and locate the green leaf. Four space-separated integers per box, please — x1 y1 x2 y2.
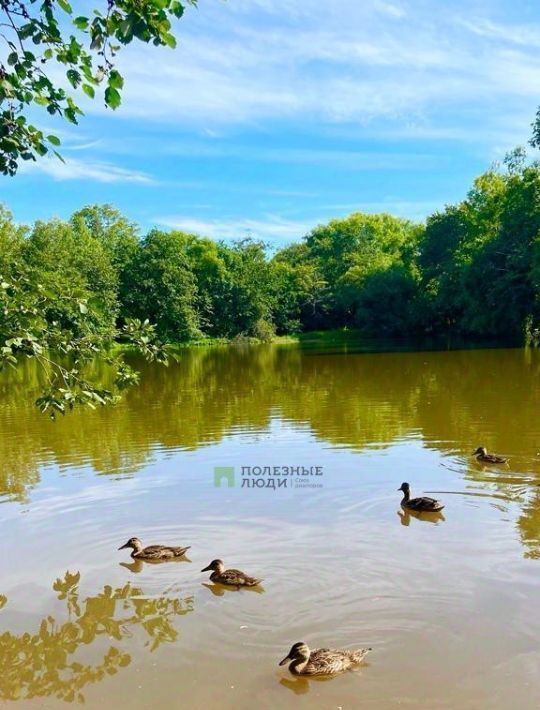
47 134 61 146
108 70 124 90
73 16 89 30
18 23 35 40
57 0 73 14
163 34 177 49
66 69 81 88
104 86 121 110
82 83 95 99
119 17 135 42
170 2 185 19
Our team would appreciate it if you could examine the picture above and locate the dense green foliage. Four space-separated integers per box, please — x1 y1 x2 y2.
0 1 196 175
3 150 540 412
0 204 172 416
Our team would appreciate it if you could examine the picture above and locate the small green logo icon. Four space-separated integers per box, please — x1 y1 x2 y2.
214 466 235 488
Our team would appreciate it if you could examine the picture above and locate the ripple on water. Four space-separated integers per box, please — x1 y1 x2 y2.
2 346 540 708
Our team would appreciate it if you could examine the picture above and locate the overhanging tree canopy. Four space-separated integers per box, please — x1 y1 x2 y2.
0 0 196 175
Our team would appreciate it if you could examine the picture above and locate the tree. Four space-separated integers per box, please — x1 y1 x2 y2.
70 204 141 316
214 238 275 339
23 217 119 337
0 206 172 418
123 229 200 341
0 1 197 175
417 205 471 331
0 204 26 274
304 212 421 329
417 156 540 340
270 244 328 333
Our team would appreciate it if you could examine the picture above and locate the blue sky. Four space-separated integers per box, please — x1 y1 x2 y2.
3 0 540 245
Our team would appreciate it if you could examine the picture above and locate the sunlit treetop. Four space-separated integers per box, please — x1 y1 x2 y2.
0 0 197 175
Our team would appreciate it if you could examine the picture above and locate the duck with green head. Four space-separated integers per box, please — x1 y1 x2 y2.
279 642 371 676
398 482 444 512
118 537 190 560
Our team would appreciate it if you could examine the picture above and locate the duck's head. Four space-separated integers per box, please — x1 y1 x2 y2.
118 537 142 551
398 482 410 494
279 642 310 666
473 446 487 456
201 559 224 573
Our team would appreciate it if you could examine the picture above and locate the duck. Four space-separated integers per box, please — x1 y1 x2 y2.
473 446 508 464
200 559 262 587
398 482 444 512
118 537 190 560
279 642 371 676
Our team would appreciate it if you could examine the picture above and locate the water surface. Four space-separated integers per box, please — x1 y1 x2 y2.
1 344 540 708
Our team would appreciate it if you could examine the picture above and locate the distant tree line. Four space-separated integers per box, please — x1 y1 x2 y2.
1 147 540 412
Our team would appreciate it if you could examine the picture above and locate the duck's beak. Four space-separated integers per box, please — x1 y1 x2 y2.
118 542 130 550
201 564 212 572
279 655 292 666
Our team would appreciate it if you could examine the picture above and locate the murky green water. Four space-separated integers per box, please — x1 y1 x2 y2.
1 343 539 708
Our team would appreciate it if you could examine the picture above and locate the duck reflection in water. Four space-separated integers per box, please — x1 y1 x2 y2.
201 581 265 597
279 675 335 695
398 508 446 526
119 554 192 575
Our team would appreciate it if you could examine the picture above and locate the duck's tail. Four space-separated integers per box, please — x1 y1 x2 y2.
174 546 191 556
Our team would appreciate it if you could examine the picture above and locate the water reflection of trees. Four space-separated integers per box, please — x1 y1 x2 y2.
2 345 540 554
517 491 540 560
0 571 193 702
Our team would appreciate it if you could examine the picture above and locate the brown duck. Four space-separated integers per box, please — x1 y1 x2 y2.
473 447 508 464
118 537 190 560
200 559 262 587
398 482 444 512
279 641 371 676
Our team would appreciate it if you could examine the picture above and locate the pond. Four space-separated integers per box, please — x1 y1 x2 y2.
0 343 539 708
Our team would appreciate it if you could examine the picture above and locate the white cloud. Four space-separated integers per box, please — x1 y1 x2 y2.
157 142 437 170
154 196 439 243
86 0 537 147
23 156 154 184
154 215 313 242
461 18 540 48
316 199 443 221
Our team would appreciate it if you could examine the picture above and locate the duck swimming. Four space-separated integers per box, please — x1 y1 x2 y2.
473 446 508 464
200 559 262 587
118 537 190 560
398 482 444 512
279 642 371 676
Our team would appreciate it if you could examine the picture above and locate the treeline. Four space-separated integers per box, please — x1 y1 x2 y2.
2 149 540 344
